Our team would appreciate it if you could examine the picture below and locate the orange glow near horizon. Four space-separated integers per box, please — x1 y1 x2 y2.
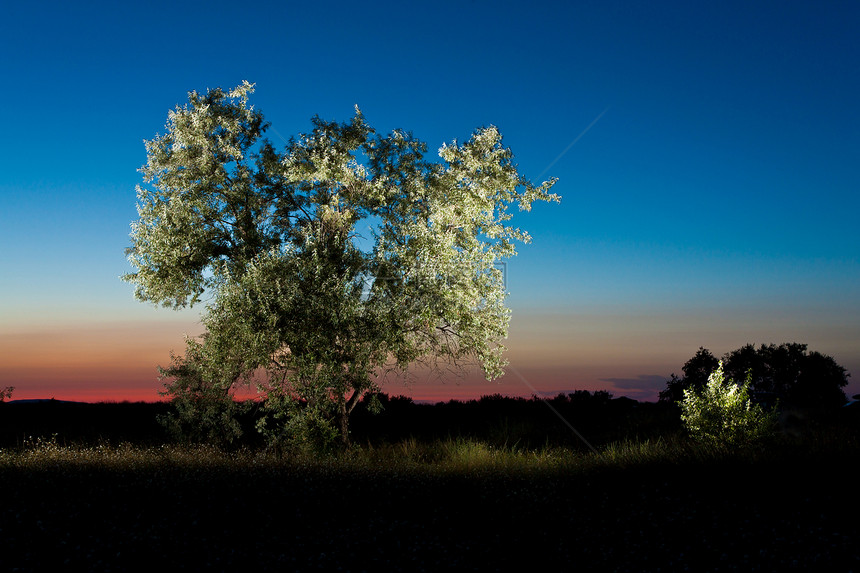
2 311 858 403
0 319 202 402
0 315 634 403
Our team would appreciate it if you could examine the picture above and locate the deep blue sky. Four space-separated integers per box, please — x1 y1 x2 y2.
2 0 858 401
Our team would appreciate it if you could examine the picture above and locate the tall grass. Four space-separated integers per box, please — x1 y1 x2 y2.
5 430 851 477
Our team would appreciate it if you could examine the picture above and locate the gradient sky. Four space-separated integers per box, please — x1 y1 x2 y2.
1 0 858 403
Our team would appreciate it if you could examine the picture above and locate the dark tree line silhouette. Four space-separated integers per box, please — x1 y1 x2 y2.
0 392 680 450
349 390 676 449
660 343 849 409
1 342 852 450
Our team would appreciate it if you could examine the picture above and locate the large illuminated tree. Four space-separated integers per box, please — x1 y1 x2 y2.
123 82 559 448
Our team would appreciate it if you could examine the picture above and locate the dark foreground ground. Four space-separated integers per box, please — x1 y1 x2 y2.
2 449 858 571
2 398 859 571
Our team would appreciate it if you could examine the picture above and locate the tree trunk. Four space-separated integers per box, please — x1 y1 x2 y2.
338 398 350 447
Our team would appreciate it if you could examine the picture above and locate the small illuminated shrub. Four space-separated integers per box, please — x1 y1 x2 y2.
681 361 778 447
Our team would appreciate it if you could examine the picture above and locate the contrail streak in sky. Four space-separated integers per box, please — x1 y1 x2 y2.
537 107 610 180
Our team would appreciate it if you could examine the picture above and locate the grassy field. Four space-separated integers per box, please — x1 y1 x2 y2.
2 433 859 571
